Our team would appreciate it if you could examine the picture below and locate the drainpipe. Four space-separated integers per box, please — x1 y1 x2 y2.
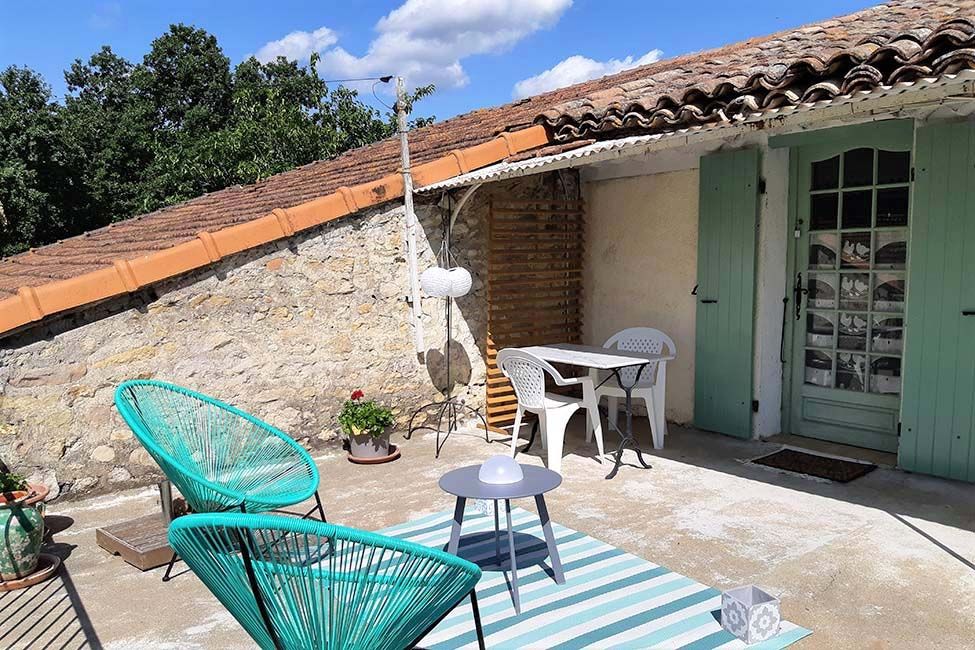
397 76 425 358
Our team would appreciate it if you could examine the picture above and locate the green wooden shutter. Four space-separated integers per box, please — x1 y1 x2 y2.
694 148 760 438
900 121 975 482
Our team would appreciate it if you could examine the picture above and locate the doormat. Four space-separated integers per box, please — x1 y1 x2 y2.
751 448 877 483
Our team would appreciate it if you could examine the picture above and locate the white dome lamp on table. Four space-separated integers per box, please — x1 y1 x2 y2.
407 193 488 457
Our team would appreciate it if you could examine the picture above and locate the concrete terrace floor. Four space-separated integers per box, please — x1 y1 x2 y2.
7 420 975 650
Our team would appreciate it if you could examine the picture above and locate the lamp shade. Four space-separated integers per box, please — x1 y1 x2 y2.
420 266 451 297
446 267 472 298
478 455 524 484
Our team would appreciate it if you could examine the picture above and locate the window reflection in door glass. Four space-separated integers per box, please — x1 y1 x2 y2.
870 357 901 394
839 273 870 310
807 273 837 309
844 148 874 187
807 311 835 348
805 350 833 387
812 155 840 190
809 233 838 269
838 312 868 350
840 232 871 269
810 193 839 230
873 273 905 312
876 187 909 227
836 353 867 391
877 150 910 184
874 230 907 269
842 191 872 229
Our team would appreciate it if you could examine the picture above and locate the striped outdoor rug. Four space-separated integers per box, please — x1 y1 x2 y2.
379 507 812 649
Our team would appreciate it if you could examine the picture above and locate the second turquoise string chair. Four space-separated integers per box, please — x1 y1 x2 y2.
169 513 485 650
115 379 326 581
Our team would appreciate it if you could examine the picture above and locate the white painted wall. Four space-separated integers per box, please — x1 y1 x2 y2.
580 134 791 438
582 168 699 425
752 145 789 437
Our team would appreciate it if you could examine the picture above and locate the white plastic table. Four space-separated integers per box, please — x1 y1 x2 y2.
519 343 676 479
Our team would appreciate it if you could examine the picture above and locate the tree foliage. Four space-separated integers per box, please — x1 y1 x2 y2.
0 24 434 257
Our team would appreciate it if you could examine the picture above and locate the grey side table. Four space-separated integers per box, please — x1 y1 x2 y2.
439 465 564 614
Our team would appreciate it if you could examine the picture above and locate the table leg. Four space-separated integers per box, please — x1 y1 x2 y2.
606 368 652 480
447 497 466 556
493 500 501 565
534 495 564 584
505 499 520 614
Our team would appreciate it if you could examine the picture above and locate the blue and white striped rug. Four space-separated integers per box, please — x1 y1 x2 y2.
379 506 811 649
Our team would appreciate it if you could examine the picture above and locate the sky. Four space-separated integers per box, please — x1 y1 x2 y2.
1 0 878 122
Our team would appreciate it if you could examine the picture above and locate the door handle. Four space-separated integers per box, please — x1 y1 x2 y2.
963 310 975 316
701 299 718 304
793 272 809 320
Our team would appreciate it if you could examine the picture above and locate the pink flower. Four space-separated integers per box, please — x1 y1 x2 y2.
350 390 364 400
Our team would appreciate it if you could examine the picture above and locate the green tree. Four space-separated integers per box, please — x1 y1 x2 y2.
0 67 83 257
0 24 435 258
62 46 153 225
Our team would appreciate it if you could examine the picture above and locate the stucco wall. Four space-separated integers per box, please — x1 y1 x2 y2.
0 173 566 499
582 169 699 424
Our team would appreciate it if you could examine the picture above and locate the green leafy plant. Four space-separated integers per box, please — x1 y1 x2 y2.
0 472 27 494
338 390 394 438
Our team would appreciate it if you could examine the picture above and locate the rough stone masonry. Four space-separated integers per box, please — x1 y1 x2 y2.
0 172 572 500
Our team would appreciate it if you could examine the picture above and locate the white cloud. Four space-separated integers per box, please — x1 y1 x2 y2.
513 49 663 98
255 27 338 64
317 0 573 90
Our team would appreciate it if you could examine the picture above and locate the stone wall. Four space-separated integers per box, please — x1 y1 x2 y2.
0 172 570 500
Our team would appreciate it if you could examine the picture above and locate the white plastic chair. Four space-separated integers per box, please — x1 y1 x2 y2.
590 328 676 450
497 349 604 475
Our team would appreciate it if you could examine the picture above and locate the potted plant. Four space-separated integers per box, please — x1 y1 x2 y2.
0 471 45 580
339 390 396 461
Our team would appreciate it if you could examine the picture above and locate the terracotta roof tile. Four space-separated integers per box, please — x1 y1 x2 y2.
1 0 973 313
537 1 975 141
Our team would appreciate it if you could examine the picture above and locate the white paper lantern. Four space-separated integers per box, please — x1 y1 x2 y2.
420 266 451 297
446 267 472 298
478 455 524 484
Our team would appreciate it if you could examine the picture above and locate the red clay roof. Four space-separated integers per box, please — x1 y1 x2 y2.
1 0 973 337
537 1 975 141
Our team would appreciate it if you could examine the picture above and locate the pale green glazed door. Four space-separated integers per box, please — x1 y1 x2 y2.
788 126 913 452
694 148 759 439
900 121 975 482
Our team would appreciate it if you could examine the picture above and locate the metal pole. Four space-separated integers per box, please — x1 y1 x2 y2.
397 77 425 357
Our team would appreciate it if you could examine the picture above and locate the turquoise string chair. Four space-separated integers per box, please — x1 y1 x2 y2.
115 379 326 580
169 513 485 650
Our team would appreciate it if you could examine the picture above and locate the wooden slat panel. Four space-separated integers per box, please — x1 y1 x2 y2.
485 198 585 426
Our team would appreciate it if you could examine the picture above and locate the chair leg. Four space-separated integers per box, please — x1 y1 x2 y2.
314 491 327 522
654 380 668 439
470 589 486 650
510 407 524 457
539 411 548 451
586 395 597 443
161 551 180 582
545 410 571 475
643 391 663 450
584 389 605 463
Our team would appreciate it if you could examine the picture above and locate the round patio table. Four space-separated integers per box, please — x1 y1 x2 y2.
439 464 564 614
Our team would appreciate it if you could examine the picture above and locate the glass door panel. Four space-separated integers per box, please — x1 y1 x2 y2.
789 129 912 454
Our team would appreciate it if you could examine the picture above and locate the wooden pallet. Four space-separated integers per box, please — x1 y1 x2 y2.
96 513 172 571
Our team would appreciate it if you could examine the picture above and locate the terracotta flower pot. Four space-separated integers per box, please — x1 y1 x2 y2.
0 491 44 581
348 431 391 459
25 483 49 507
